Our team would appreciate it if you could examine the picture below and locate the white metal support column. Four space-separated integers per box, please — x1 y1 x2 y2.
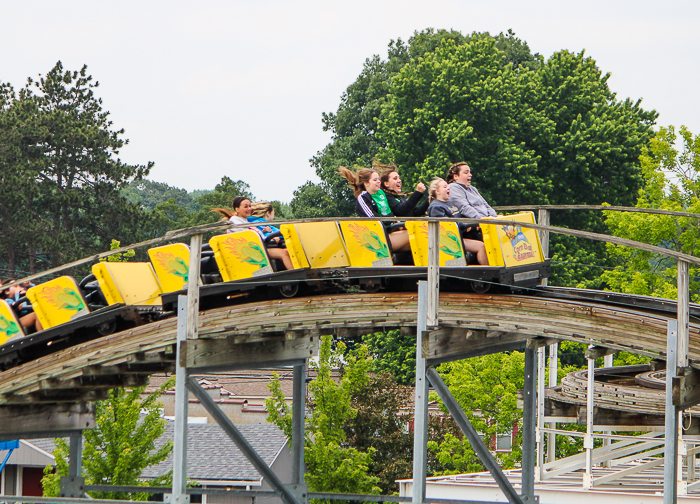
678 260 690 368
679 260 690 495
172 296 190 504
68 432 82 478
583 358 594 489
426 220 439 328
536 347 545 480
664 260 690 503
412 220 439 504
186 233 202 343
291 362 307 487
546 343 558 463
411 282 429 504
602 353 614 467
665 320 679 504
522 347 537 502
171 233 202 504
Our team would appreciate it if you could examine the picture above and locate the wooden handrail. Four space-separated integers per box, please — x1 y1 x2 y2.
494 204 700 220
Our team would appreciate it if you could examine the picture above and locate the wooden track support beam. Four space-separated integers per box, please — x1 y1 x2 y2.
424 327 529 365
182 335 319 371
0 402 95 439
585 345 617 360
673 366 700 409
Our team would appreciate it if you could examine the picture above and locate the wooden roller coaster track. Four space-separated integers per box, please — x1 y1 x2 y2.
0 291 695 410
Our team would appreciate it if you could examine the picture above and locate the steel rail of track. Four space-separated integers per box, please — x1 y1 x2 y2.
0 290 698 407
528 285 700 322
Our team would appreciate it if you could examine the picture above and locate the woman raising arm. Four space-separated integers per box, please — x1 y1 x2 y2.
376 163 428 217
338 166 411 253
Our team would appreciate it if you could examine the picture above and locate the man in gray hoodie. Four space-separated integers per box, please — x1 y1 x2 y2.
446 162 496 218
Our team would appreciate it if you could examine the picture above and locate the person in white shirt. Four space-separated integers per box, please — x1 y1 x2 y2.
213 197 293 270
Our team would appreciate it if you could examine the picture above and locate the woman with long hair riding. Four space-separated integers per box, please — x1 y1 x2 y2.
213 197 293 270
338 166 411 252
376 162 428 217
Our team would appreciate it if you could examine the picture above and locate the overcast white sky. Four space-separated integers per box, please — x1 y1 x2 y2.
2 1 698 203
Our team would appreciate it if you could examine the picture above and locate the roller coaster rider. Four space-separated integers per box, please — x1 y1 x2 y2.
427 178 488 265
213 197 293 271
377 162 429 217
446 161 496 242
338 166 411 253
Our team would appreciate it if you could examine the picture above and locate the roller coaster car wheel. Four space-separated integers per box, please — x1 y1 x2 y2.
97 320 117 336
278 283 299 298
361 280 382 293
470 280 491 294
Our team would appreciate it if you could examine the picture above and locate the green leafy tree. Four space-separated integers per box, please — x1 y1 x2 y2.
428 352 525 473
362 330 416 386
602 126 700 300
121 179 199 212
142 176 255 237
42 383 173 499
266 336 380 498
377 37 656 287
33 62 153 265
343 347 413 494
292 29 488 218
100 239 135 263
0 62 153 273
294 29 543 219
147 198 198 238
185 176 254 227
0 82 44 276
378 39 656 214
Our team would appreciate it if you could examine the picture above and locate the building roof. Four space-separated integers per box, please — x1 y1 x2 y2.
146 367 331 399
141 421 288 483
27 437 58 456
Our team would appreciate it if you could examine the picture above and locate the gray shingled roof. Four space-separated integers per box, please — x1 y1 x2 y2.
146 368 334 398
28 438 59 455
141 422 287 482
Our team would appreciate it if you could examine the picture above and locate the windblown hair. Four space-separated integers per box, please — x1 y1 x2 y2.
211 196 250 220
338 166 375 197
376 162 405 197
428 177 446 203
446 162 470 183
250 201 274 219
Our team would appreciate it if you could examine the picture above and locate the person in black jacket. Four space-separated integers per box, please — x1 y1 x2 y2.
377 163 428 217
338 166 410 252
427 178 488 265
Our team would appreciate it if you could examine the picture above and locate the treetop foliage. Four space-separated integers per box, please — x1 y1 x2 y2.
602 125 700 300
292 28 655 230
266 336 381 497
0 62 152 276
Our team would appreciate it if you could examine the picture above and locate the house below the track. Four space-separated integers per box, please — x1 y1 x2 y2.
0 439 55 498
142 421 291 504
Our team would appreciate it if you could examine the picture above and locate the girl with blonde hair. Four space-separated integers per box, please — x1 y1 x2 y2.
427 178 488 265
